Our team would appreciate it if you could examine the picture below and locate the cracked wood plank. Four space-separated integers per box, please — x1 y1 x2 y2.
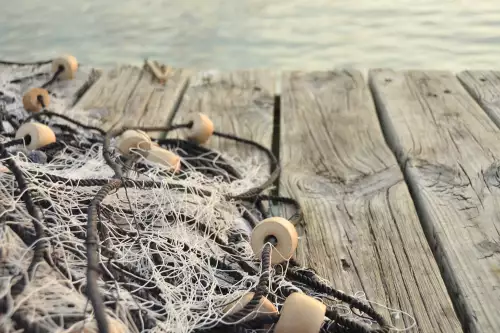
72 64 189 133
280 70 462 333
169 70 276 168
370 69 500 333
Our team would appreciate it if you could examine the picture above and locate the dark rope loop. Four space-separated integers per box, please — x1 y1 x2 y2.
86 179 123 333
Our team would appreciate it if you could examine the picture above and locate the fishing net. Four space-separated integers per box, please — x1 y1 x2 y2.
0 58 414 333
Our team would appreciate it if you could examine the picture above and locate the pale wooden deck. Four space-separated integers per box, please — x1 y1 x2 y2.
3 62 500 333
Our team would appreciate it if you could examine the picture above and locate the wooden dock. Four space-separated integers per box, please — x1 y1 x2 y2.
2 61 500 333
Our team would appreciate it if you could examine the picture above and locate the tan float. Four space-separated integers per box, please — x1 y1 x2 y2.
145 145 181 172
186 113 214 144
52 54 79 80
65 317 127 333
22 88 50 112
224 292 277 319
117 130 152 156
274 293 326 333
15 123 56 151
251 217 298 265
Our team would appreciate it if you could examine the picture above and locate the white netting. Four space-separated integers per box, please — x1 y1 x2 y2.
0 63 415 333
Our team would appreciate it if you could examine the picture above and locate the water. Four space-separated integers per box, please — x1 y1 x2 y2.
2 0 500 70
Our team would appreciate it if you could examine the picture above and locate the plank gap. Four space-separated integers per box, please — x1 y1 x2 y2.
271 94 281 196
70 68 102 107
163 76 191 131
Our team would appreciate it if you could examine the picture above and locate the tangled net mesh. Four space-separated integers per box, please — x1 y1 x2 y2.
0 61 416 333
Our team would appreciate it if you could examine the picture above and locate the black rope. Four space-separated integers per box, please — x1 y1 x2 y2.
7 61 62 88
41 65 64 89
23 109 105 135
0 59 52 66
86 179 123 333
284 268 390 331
223 243 273 323
3 138 24 148
9 72 49 85
211 130 280 199
323 308 390 333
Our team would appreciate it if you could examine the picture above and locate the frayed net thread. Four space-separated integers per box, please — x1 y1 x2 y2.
0 142 285 333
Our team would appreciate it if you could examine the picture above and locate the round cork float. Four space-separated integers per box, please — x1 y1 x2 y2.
117 130 152 156
15 123 56 151
52 55 79 80
22 88 50 112
274 293 326 333
251 217 298 265
186 113 214 144
223 292 277 319
145 145 181 172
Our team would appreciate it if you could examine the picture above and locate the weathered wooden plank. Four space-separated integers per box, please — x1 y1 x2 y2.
458 70 500 128
370 69 500 333
170 70 275 164
280 70 462 333
72 65 142 130
106 68 155 131
72 65 128 111
72 64 189 132
138 69 190 139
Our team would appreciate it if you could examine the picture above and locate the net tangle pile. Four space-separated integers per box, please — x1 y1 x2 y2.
0 56 413 333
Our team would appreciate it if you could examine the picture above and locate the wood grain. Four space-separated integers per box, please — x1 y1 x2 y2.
170 70 276 167
138 68 190 139
458 70 500 129
370 69 500 333
280 70 462 333
72 64 189 132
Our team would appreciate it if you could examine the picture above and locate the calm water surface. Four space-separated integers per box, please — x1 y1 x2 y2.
1 0 500 70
